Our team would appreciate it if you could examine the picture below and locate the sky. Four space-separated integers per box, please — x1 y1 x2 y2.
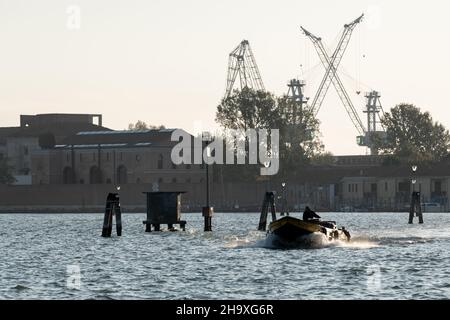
1 0 450 155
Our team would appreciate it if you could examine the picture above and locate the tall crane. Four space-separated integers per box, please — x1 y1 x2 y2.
301 14 386 154
301 14 365 136
225 40 265 99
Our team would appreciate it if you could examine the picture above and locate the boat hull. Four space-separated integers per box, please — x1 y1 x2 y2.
268 216 349 243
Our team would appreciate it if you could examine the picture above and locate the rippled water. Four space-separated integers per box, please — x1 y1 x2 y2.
1 212 450 300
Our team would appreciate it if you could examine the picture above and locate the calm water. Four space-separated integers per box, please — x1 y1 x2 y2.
1 212 450 300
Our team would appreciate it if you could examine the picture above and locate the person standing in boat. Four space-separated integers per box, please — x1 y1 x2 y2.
303 206 321 221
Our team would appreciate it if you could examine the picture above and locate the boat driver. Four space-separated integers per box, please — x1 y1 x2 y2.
303 206 321 221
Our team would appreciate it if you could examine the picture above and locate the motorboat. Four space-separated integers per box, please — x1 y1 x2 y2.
268 216 351 243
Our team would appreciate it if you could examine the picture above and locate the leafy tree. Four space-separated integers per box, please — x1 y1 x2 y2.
128 121 166 131
376 103 450 163
216 88 324 167
216 88 279 131
0 158 15 185
277 95 323 165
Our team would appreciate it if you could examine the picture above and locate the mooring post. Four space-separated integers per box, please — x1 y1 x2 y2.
258 193 269 231
102 193 121 237
115 200 122 236
203 207 213 232
409 191 424 224
269 192 277 222
258 192 277 231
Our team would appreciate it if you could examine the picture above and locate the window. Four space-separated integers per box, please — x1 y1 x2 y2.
157 154 163 169
158 178 163 184
24 146 29 156
385 182 388 192
106 178 112 184
93 153 96 162
106 153 110 162
186 164 191 170
136 154 141 162
136 178 141 184
355 184 358 193
0 153 4 160
435 181 442 193
89 166 102 184
63 167 74 184
117 165 127 184
80 179 84 184
172 178 177 183
66 153 70 162
186 177 191 183
348 184 351 193
80 154 83 162
371 183 377 193
120 152 123 161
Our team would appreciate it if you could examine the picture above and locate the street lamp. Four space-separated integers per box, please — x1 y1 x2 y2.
202 133 213 232
206 146 211 209
263 161 271 192
281 182 288 216
411 165 418 192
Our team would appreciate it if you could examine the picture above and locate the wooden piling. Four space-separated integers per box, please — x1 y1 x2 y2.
102 193 122 237
202 206 213 232
409 191 424 224
258 192 277 231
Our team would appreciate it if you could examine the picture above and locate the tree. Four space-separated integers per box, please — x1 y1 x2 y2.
216 88 279 131
376 103 450 163
277 95 323 164
128 121 166 131
216 88 324 161
0 158 15 185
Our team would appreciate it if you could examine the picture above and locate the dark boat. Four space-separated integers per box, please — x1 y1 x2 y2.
268 216 351 243
258 192 351 246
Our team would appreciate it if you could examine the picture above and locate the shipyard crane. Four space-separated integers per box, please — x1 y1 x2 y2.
301 14 365 135
225 40 265 98
301 14 386 154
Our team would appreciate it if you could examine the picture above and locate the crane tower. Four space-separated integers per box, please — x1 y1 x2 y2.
301 14 385 155
225 40 265 98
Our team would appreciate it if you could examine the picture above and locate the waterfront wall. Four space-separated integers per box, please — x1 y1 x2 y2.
0 183 276 213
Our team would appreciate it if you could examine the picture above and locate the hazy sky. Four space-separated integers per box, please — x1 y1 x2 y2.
1 0 450 155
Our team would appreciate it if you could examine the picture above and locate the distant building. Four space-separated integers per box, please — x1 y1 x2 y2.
0 114 110 185
31 129 203 186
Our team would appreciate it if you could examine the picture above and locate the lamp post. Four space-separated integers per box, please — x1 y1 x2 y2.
206 146 211 209
263 161 271 192
411 165 418 192
281 182 289 216
409 164 423 224
202 133 213 232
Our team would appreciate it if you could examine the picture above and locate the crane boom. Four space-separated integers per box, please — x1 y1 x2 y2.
225 40 265 98
302 14 366 135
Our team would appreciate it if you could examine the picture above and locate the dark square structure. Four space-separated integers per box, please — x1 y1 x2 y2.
143 192 186 231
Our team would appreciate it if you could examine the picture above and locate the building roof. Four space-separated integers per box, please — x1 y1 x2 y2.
7 123 113 144
57 129 185 149
285 161 450 184
0 127 21 145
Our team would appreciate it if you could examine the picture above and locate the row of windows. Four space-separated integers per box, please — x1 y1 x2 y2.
348 183 359 193
66 152 199 170
69 177 199 185
63 165 199 185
